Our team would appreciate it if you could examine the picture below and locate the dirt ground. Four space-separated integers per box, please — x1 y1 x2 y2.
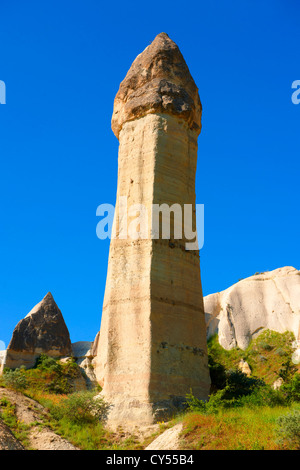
0 387 182 450
0 388 78 450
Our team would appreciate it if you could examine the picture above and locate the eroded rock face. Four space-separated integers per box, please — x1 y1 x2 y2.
145 423 183 450
72 340 98 388
95 33 210 426
111 32 202 139
4 292 72 369
0 351 6 374
205 267 300 350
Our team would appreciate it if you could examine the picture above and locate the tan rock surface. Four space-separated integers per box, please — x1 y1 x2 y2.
272 377 284 390
72 341 98 388
0 388 46 425
292 347 300 365
28 427 79 451
238 359 251 377
0 351 6 375
95 33 210 426
205 266 300 350
145 423 183 450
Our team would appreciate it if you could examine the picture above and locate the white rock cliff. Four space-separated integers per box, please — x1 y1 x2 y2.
204 266 300 350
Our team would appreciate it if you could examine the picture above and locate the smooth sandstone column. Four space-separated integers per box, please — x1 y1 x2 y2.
95 33 210 426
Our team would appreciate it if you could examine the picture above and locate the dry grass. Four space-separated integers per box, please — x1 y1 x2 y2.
179 407 297 450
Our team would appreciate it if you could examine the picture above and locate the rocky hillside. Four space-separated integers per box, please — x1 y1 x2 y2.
0 388 79 450
1 266 299 449
1 328 299 450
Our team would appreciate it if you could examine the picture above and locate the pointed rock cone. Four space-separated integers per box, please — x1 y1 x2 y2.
4 292 72 370
95 33 210 426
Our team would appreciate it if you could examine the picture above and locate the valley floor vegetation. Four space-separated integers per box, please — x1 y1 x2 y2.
182 330 300 450
0 330 299 450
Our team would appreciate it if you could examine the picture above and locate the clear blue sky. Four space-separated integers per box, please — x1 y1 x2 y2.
1 1 299 348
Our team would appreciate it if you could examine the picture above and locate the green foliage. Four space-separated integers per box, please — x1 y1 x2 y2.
205 388 235 413
2 368 28 391
1 355 84 395
207 355 227 390
276 409 300 449
35 354 79 377
50 390 110 425
278 358 298 382
207 330 297 387
0 396 31 447
258 341 273 351
236 384 286 408
274 348 287 357
0 397 10 407
0 396 16 426
33 355 82 394
185 386 237 414
35 354 63 373
224 369 265 400
185 390 207 413
181 406 293 450
281 374 300 402
185 381 287 416
187 329 300 416
254 330 295 354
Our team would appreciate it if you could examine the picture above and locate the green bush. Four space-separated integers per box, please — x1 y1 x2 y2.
50 391 110 425
278 359 298 382
46 375 72 394
185 387 235 414
185 390 207 413
276 409 300 449
224 369 265 400
2 368 28 391
207 355 227 391
35 354 62 373
258 341 273 351
281 374 300 402
205 388 235 413
185 372 287 414
31 354 81 394
236 384 286 408
274 348 287 357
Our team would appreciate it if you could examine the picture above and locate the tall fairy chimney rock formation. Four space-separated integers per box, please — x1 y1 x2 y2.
95 33 210 425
